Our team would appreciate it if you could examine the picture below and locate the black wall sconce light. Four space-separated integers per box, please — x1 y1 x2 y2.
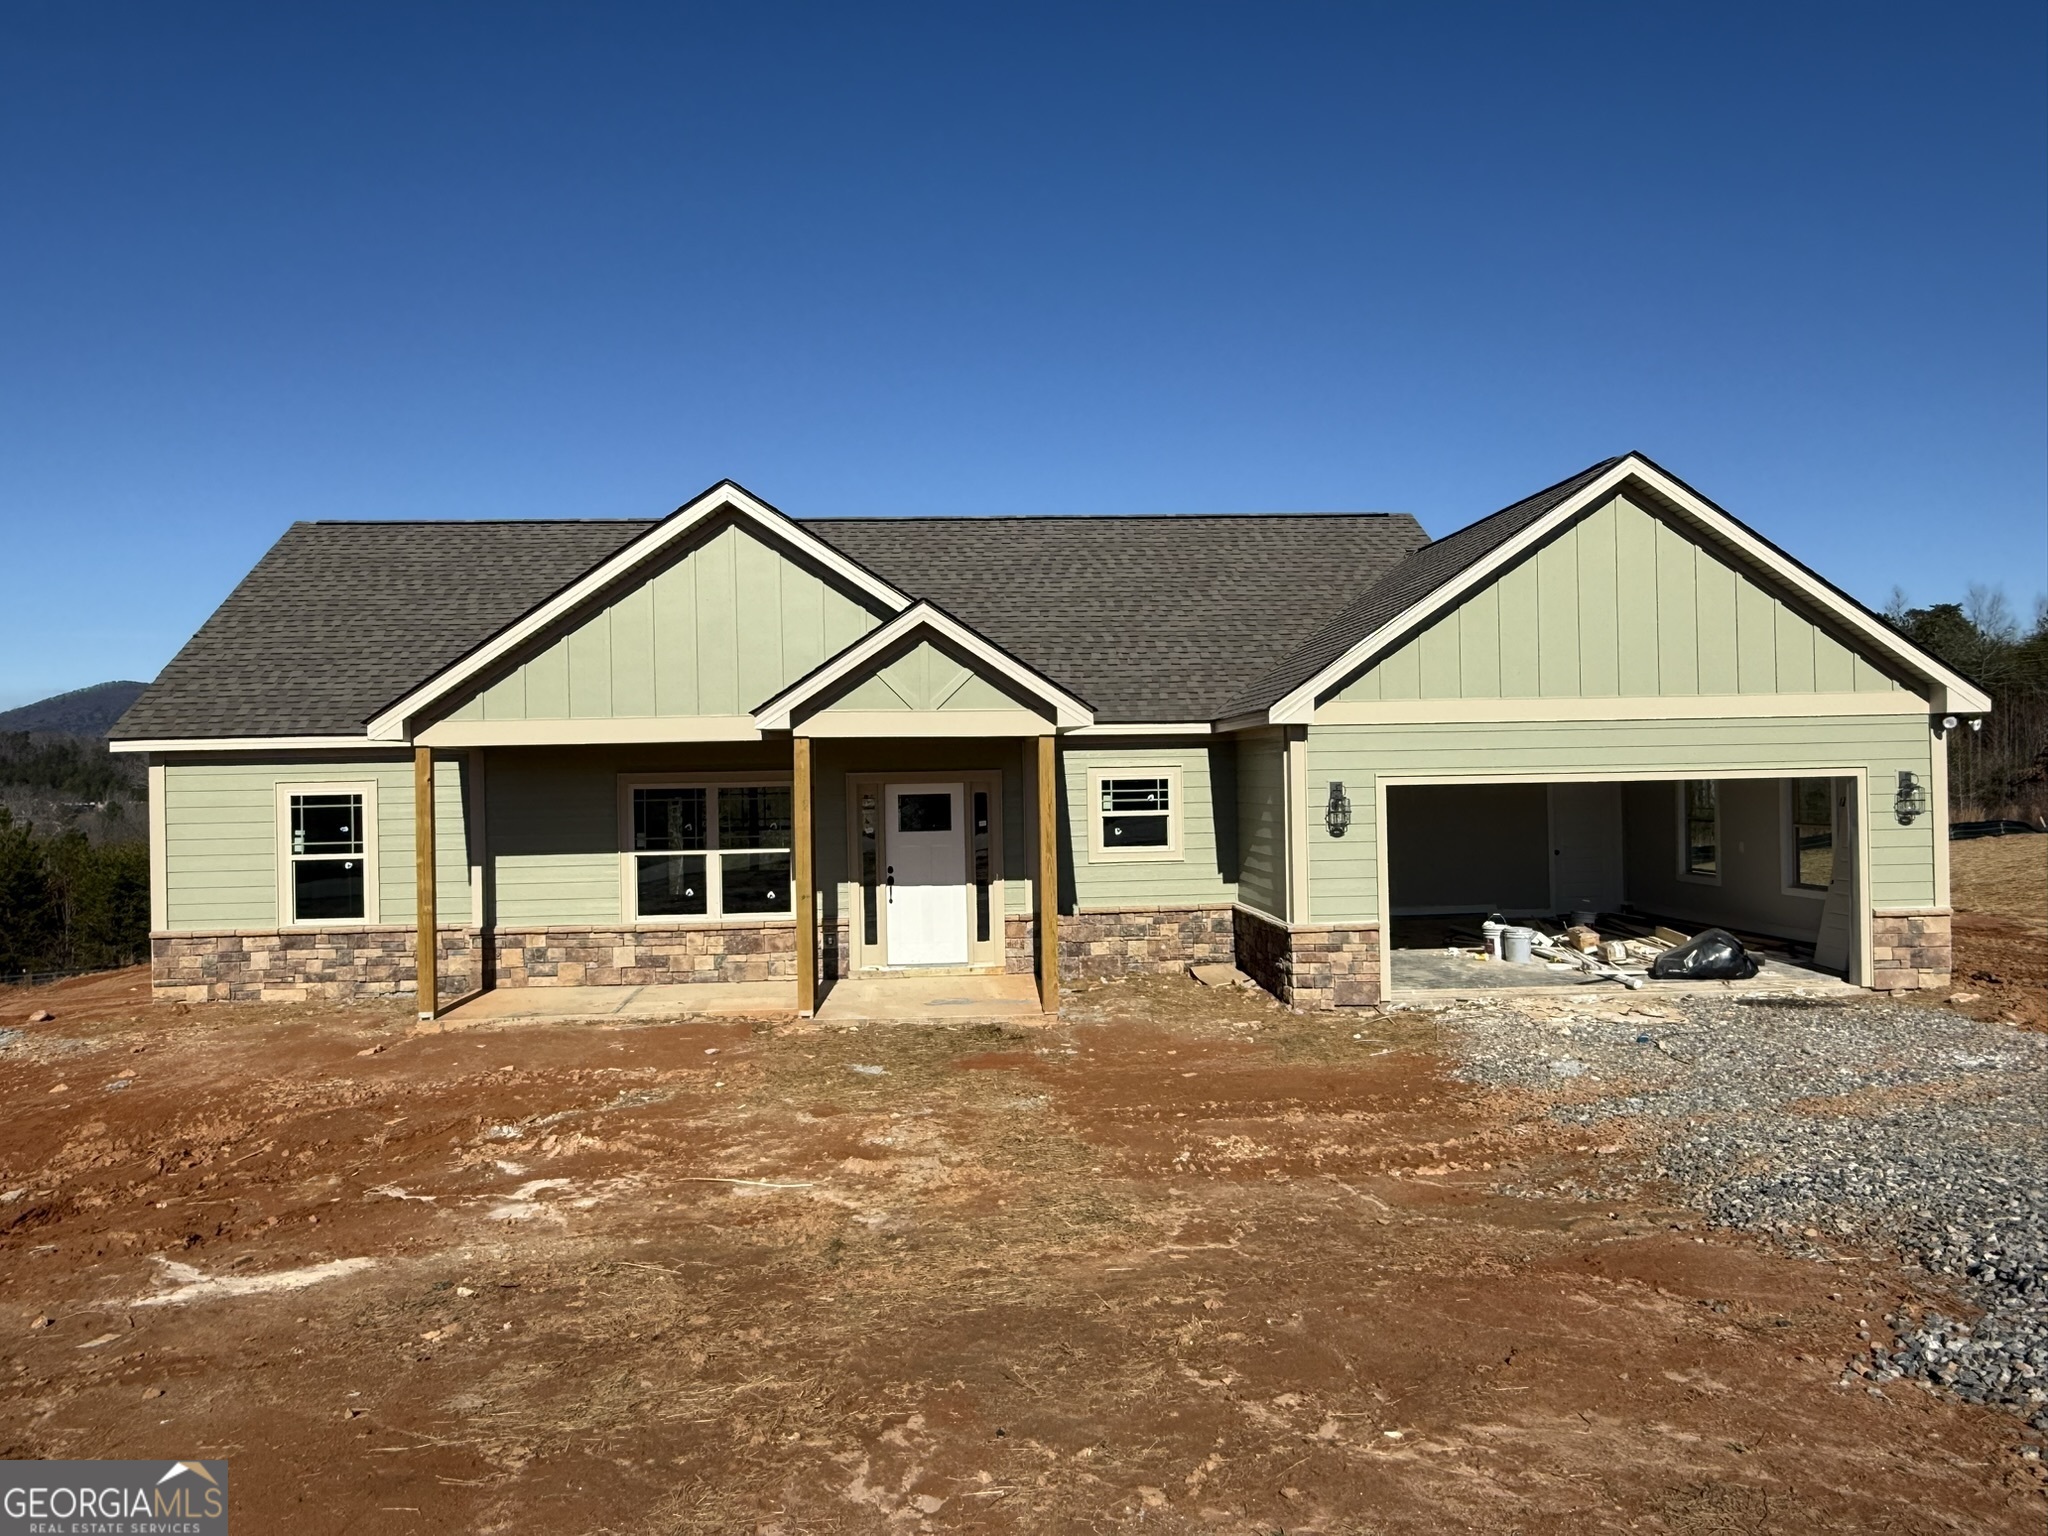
1325 781 1352 837
1894 770 1928 825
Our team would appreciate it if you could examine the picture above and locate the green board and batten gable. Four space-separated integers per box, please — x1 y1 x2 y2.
438 517 890 727
1328 494 1908 706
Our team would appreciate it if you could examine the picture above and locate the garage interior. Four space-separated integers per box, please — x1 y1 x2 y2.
1384 776 1860 995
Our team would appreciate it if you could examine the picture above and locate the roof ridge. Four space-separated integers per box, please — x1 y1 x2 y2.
303 517 659 527
800 510 1414 523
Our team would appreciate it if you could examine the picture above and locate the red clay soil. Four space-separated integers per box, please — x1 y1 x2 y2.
0 967 2039 1533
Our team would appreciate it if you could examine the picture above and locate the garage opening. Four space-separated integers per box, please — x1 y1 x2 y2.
1383 776 1862 995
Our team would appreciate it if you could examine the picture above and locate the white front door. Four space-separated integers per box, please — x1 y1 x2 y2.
1547 781 1624 915
885 783 969 966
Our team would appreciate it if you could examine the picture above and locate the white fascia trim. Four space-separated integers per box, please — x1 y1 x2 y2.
795 709 1054 738
110 735 388 755
1068 721 1212 736
364 482 914 742
1269 456 1993 724
754 601 1094 731
417 715 762 747
1212 712 1274 735
1314 691 1929 725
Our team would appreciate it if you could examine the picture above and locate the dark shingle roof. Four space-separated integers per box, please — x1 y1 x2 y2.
113 520 651 739
798 514 1426 723
1219 456 1624 716
112 508 1427 737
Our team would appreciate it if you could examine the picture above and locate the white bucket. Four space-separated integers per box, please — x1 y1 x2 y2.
1480 919 1506 960
1502 926 1536 964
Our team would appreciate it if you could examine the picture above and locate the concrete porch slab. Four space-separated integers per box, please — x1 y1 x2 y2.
1387 947 1861 1000
812 972 1048 1023
431 971 1051 1026
438 980 797 1024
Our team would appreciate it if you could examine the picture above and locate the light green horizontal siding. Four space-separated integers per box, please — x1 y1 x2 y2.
1059 740 1237 911
446 520 886 724
163 757 470 931
1306 714 1937 923
1235 730 1287 919
485 744 791 928
1335 495 1906 703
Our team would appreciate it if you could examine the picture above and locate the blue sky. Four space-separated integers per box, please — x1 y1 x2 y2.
2 3 2043 709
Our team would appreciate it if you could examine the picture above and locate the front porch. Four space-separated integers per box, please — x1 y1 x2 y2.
407 728 1066 1023
435 970 1048 1026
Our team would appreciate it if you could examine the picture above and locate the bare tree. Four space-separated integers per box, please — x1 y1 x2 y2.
1964 583 2019 644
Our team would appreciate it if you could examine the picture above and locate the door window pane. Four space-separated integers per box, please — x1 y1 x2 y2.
637 853 708 916
897 793 952 833
634 788 706 852
973 790 991 944
293 857 365 921
722 851 791 914
1683 781 1718 876
860 793 880 947
719 787 791 850
1790 778 1834 890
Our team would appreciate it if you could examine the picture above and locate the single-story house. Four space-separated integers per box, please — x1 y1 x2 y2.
110 452 1985 1016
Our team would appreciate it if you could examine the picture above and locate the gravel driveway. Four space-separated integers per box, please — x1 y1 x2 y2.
1442 991 2048 1431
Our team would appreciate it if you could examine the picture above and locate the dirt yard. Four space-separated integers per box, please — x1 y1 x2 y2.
0 946 2041 1534
1943 834 2048 1031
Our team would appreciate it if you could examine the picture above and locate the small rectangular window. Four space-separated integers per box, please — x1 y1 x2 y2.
1681 780 1719 880
288 792 366 921
1101 776 1171 848
897 793 952 833
1087 767 1182 862
1786 778 1835 892
628 783 792 921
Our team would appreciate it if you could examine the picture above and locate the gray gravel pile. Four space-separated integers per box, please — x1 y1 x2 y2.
1439 992 2048 1429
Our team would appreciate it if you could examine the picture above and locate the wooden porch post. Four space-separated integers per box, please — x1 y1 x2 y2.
793 736 816 1016
414 747 437 1021
1036 734 1059 1014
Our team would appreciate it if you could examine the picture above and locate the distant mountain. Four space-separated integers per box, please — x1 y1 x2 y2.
0 681 149 737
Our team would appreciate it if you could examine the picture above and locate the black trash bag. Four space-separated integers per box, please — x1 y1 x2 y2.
1648 928 1760 981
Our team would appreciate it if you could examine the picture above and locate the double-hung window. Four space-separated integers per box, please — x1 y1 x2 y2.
628 782 792 921
277 782 377 924
1783 778 1835 894
1087 766 1183 862
1678 780 1719 882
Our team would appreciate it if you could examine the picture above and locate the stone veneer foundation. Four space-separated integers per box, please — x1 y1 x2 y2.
157 907 1379 1006
1057 905 1236 982
494 924 795 987
152 927 476 1005
1232 907 1382 1009
1869 910 1952 991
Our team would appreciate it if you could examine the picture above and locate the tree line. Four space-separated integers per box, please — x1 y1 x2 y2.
0 809 149 977
1887 586 2048 823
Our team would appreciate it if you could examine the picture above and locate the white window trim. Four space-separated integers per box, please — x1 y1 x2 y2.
1675 779 1721 886
1085 764 1184 864
617 773 797 927
274 780 380 927
1779 778 1833 900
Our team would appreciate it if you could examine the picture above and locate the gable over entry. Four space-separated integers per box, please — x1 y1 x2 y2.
755 602 1093 736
